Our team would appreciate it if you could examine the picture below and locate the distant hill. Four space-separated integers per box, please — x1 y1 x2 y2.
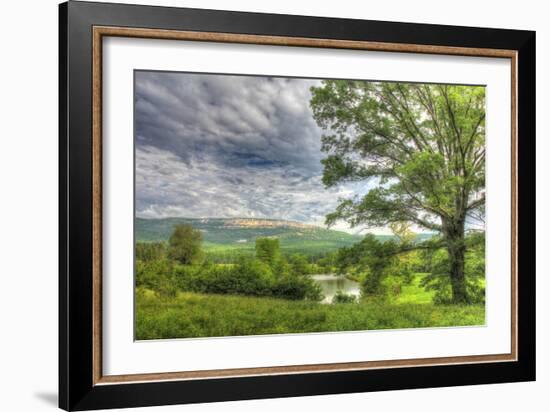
136 217 364 255
135 217 434 256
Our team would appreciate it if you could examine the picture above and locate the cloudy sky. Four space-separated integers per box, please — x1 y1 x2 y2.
135 71 369 233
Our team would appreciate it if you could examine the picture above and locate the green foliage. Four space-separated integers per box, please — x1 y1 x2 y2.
332 291 357 304
310 82 486 223
173 257 323 301
168 224 203 265
255 237 281 266
136 224 325 302
288 254 310 275
389 222 416 244
136 258 177 297
273 257 292 277
317 251 337 272
333 229 484 304
175 259 272 297
310 81 486 303
136 241 166 262
271 274 323 301
395 250 425 277
335 234 407 296
420 232 485 304
135 291 485 340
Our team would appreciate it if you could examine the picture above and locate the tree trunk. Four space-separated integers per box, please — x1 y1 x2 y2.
443 219 468 304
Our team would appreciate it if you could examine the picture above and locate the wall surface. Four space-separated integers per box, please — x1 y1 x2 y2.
0 0 546 411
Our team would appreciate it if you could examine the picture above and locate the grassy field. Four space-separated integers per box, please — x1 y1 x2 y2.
135 289 485 340
394 275 436 304
202 239 357 258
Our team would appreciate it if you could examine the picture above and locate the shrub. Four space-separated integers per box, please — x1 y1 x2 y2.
272 275 324 301
304 278 324 301
271 256 291 277
173 257 323 301
289 254 310 275
136 242 166 262
136 258 177 297
332 291 356 304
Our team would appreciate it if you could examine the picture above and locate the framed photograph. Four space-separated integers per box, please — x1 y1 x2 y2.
59 1 535 410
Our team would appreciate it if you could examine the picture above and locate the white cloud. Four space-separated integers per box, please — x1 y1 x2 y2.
135 145 370 232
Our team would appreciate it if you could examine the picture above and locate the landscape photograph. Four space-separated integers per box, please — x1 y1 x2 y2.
134 70 487 340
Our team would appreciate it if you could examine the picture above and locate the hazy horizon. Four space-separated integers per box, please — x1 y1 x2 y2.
135 215 443 237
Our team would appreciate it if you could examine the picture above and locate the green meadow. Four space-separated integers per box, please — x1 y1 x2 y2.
135 278 484 340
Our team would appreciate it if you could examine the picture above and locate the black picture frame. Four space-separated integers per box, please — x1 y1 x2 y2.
59 1 536 410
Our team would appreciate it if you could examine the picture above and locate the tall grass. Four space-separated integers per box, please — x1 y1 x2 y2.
135 291 485 340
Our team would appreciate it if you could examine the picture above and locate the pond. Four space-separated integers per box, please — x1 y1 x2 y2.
310 274 361 303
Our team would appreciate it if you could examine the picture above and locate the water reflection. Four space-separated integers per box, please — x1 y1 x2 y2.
310 274 361 303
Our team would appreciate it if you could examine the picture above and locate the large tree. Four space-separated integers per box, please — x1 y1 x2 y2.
310 81 485 303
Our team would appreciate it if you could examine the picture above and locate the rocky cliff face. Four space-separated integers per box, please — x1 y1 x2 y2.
222 218 315 230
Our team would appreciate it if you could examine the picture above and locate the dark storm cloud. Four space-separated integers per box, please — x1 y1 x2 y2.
135 72 323 171
135 71 370 229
